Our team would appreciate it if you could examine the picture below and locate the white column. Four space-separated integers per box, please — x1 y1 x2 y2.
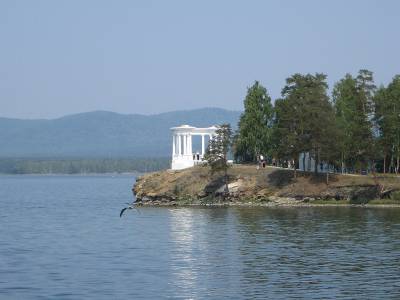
187 134 190 155
178 134 182 156
186 134 189 155
181 135 184 155
188 134 192 155
172 134 176 156
183 134 187 155
201 134 205 156
182 134 185 155
176 135 179 155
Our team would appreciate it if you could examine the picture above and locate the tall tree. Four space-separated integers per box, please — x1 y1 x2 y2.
234 81 274 162
333 70 376 173
204 123 233 192
333 74 358 173
374 75 400 174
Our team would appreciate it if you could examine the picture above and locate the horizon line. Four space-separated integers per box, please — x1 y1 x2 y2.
0 107 243 121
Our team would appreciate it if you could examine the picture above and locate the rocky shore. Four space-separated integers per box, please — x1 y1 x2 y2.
132 165 400 207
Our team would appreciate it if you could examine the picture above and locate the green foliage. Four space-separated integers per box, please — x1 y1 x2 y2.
204 124 232 192
234 81 274 162
349 197 370 205
271 98 300 163
333 70 375 172
204 124 232 175
391 191 400 201
173 184 183 196
374 76 400 174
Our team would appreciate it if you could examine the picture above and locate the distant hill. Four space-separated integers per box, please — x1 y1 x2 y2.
0 108 241 158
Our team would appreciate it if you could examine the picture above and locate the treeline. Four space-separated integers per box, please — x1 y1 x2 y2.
0 158 170 174
233 70 400 175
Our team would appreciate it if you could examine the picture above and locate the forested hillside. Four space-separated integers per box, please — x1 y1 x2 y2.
0 108 241 158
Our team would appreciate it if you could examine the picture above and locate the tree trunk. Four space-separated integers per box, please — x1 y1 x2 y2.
341 152 344 174
371 161 383 195
326 171 329 185
390 153 394 173
224 153 229 193
397 155 399 175
302 153 306 175
293 158 297 179
314 149 318 175
383 154 386 174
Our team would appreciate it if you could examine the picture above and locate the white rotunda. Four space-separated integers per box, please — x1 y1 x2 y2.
171 124 217 170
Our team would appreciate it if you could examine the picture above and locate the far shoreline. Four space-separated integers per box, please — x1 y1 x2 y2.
0 172 141 177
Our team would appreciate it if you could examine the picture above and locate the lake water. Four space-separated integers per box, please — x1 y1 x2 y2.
1 175 400 299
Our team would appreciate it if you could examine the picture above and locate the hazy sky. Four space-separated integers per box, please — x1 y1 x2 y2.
1 0 399 119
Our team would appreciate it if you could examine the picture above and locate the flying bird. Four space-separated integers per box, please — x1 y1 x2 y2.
120 203 140 217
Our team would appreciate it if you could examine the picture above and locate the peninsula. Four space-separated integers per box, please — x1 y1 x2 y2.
133 165 400 206
134 71 400 206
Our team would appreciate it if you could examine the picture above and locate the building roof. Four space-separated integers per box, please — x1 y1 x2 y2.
170 124 218 134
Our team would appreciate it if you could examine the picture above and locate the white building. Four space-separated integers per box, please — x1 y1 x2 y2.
299 152 332 173
171 124 217 170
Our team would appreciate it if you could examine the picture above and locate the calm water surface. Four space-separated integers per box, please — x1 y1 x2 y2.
1 175 400 299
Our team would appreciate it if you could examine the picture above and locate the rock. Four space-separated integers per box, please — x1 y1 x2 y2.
320 185 380 201
215 180 244 194
303 197 314 203
268 196 296 205
197 190 207 198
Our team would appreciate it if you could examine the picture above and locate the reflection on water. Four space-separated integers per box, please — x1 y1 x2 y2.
169 209 198 296
1 175 400 299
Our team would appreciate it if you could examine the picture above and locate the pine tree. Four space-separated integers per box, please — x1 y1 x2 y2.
272 97 302 177
234 81 274 162
333 70 376 173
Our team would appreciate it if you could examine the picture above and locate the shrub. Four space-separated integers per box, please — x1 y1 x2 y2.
390 191 400 201
173 184 182 195
350 197 370 205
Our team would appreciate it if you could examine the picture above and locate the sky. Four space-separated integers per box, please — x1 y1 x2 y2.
1 0 399 119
